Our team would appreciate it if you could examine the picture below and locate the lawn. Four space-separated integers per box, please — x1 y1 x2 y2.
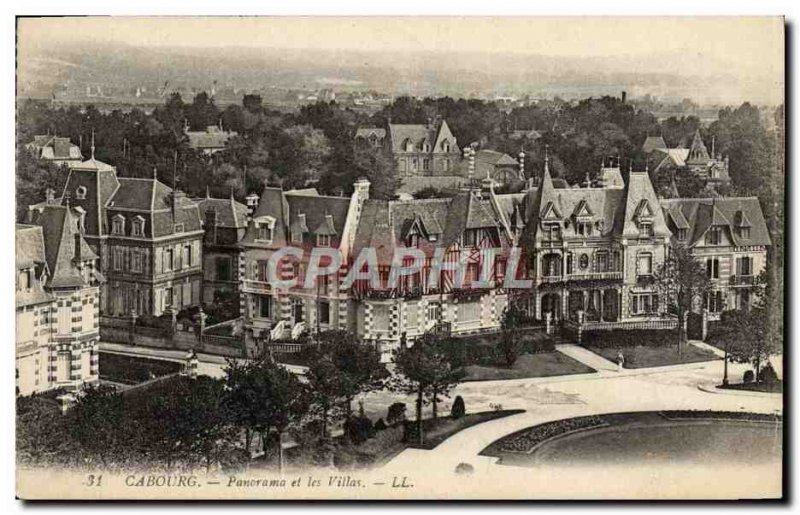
98 352 183 385
720 381 783 394
587 344 719 369
464 352 595 381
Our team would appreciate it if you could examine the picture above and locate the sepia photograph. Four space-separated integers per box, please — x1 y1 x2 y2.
12 13 785 501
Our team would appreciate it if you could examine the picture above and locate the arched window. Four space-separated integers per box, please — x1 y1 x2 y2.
404 139 414 152
441 140 450 152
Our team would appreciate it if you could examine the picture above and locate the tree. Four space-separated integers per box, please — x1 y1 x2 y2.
223 357 308 472
653 244 710 355
390 333 465 444
67 385 128 468
16 148 67 221
498 302 525 367
711 307 774 384
304 330 386 437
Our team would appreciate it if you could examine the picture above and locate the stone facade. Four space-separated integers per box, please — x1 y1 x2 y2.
16 208 101 396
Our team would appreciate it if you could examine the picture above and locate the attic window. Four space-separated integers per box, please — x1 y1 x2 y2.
75 185 88 200
317 234 331 247
441 140 450 152
706 227 722 245
422 142 431 152
111 215 125 235
132 216 145 237
576 221 593 237
429 233 438 242
405 140 414 152
676 228 687 241
174 223 185 233
738 227 751 239
638 223 653 238
254 216 276 243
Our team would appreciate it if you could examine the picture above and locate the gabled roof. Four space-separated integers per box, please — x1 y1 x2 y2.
355 127 386 139
35 205 97 289
388 119 457 154
659 197 771 247
70 157 116 172
15 224 53 307
285 192 350 247
195 196 248 229
616 171 671 238
642 135 667 154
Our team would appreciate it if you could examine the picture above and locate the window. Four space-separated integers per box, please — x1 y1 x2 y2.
459 301 480 322
174 223 185 233
18 270 31 290
631 293 659 315
216 257 232 281
427 301 442 323
258 295 272 318
544 223 561 241
75 185 87 200
164 248 174 272
705 291 724 313
443 159 450 172
577 222 592 237
317 234 331 247
566 253 573 275
319 301 330 325
255 218 275 242
736 256 753 276
411 158 418 171
113 247 124 271
706 227 722 245
291 230 302 243
399 160 407 173
462 230 478 247
132 217 145 237
131 250 143 273
596 251 609 272
405 140 414 152
406 233 420 248
183 245 193 268
542 254 562 277
637 253 653 276
579 254 589 270
466 263 480 284
422 158 430 171
676 228 687 241
442 140 450 152
738 227 751 239
257 260 269 282
639 223 653 238
112 215 125 235
429 233 438 242
706 258 720 279
739 290 751 311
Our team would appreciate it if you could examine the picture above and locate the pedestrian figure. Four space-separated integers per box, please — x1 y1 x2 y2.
186 349 199 378
617 352 624 372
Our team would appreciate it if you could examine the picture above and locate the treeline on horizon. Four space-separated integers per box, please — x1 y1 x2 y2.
16 92 782 220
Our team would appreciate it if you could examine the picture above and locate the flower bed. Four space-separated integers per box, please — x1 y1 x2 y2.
487 415 607 454
659 410 782 423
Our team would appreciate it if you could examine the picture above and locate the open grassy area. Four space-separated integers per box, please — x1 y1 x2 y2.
464 352 595 381
587 344 719 369
720 381 783 394
98 352 182 385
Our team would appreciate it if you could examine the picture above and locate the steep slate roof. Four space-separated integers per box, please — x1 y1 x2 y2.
241 187 289 249
27 135 82 161
388 120 457 154
16 224 47 270
35 205 97 289
71 157 116 173
15 224 53 307
660 197 771 247
195 196 248 229
642 135 667 154
355 127 386 139
286 193 350 243
107 178 203 238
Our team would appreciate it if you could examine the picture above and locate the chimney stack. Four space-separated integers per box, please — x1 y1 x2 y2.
74 233 82 261
245 192 260 220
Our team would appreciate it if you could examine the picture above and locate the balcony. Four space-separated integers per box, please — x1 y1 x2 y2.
568 271 623 281
729 275 756 286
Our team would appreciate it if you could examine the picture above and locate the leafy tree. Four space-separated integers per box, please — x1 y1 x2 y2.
304 330 386 436
67 385 128 468
450 395 466 419
223 357 307 471
498 302 526 367
653 244 711 355
711 308 774 384
390 333 465 444
15 148 67 221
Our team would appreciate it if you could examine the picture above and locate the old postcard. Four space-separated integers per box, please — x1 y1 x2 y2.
14 15 784 500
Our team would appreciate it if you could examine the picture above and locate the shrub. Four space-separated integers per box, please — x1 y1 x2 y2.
582 329 676 349
451 396 466 419
387 402 407 426
759 365 779 385
743 370 755 384
373 418 387 431
454 462 474 475
344 416 374 445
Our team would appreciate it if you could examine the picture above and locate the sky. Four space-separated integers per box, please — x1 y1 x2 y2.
17 16 785 103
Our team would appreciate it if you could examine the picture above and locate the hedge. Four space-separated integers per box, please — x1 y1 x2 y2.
582 329 677 349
